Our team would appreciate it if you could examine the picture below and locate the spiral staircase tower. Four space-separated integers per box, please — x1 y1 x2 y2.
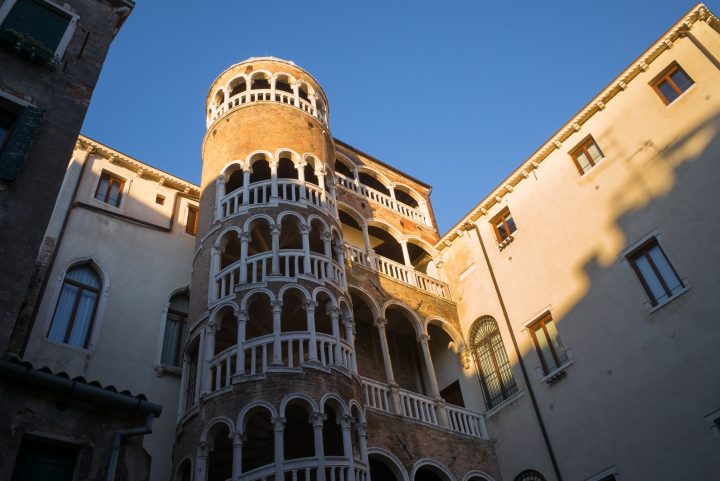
174 58 366 481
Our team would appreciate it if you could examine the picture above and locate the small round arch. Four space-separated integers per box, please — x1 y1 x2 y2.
279 393 319 417
411 459 456 481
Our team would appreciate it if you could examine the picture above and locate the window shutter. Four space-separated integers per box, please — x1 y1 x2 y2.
0 105 45 181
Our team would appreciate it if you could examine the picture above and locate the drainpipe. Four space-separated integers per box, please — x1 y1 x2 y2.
105 413 155 481
463 221 563 481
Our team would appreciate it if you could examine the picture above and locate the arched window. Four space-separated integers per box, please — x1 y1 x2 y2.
161 292 189 367
469 316 518 409
513 470 546 481
47 264 101 348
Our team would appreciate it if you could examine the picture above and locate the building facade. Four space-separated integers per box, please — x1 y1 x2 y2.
3 3 720 481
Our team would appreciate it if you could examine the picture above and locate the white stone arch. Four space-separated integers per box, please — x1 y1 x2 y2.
367 447 410 481
243 213 275 232
279 392 319 417
214 225 243 249
220 160 246 179
424 316 467 351
237 400 278 432
240 288 277 310
225 74 250 96
461 470 497 481
274 147 302 165
348 285 380 320
173 456 193 481
311 286 338 306
338 296 353 319
391 182 423 204
209 301 240 333
366 218 404 242
41 256 111 352
245 150 274 170
410 459 456 481
337 202 366 227
297 80 315 99
319 393 348 416
200 416 236 443
356 165 392 188
348 399 366 422
277 210 308 228
307 213 330 234
272 71 298 89
211 87 226 107
278 283 311 303
404 235 438 257
249 69 273 86
382 300 423 337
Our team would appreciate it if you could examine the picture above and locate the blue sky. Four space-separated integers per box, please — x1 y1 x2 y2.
82 1 711 234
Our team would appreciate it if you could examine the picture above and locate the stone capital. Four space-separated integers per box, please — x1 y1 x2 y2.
271 300 284 311
327 305 340 317
271 416 286 432
305 300 319 311
373 317 388 329
417 333 430 344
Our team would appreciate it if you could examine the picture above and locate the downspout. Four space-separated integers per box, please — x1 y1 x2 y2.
105 413 155 481
462 221 563 481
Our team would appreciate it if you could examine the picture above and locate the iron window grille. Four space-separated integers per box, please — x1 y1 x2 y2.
470 316 518 409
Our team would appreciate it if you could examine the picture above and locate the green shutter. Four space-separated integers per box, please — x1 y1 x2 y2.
0 105 45 182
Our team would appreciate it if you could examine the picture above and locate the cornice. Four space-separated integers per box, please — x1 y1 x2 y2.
436 3 717 250
77 135 201 199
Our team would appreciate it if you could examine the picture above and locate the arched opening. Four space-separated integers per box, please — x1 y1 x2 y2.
214 306 238 356
249 158 271 185
385 306 425 394
226 169 244 194
219 231 241 270
394 186 420 208
309 218 326 255
316 98 327 119
358 171 390 196
323 402 344 457
229 78 247 97
428 323 465 407
298 84 310 102
513 470 546 481
339 210 364 250
175 459 191 481
367 226 404 264
242 407 274 472
369 455 402 481
277 157 298 180
279 215 303 251
406 241 433 274
304 163 319 186
331 231 343 263
414 466 448 481
183 336 200 408
351 292 384 380
213 90 224 108
284 402 314 460
276 75 293 94
335 158 354 179
207 424 232 481
315 292 334 336
47 263 102 349
247 219 272 256
470 317 518 409
350 404 363 459
246 292 273 341
251 75 270 90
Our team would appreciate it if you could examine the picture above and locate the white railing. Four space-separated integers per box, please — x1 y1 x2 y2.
220 178 334 220
446 404 489 439
215 251 344 300
239 457 366 481
345 244 451 299
207 333 353 390
399 388 439 426
359 378 488 439
361 377 393 413
209 88 328 127
335 173 428 225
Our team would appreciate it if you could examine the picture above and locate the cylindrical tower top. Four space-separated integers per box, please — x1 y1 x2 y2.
205 57 329 129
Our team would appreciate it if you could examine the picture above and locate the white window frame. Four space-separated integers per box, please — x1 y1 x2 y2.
0 0 79 62
154 287 190 376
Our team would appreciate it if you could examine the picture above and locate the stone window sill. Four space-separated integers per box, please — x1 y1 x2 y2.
485 389 525 418
539 360 573 384
646 284 691 314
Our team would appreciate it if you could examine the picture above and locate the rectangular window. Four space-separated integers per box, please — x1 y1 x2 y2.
94 171 125 207
651 62 694 105
529 313 568 374
11 436 79 481
0 97 44 182
0 0 77 65
491 208 517 242
627 238 684 306
570 136 604 174
185 205 198 236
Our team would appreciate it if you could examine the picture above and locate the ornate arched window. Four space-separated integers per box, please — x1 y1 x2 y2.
161 292 190 367
47 264 101 348
469 316 518 409
513 470 546 481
